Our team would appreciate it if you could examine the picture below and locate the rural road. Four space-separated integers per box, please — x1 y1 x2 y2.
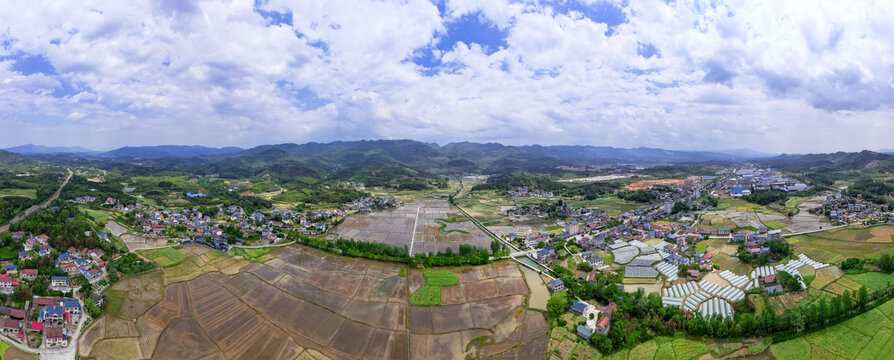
0 168 72 233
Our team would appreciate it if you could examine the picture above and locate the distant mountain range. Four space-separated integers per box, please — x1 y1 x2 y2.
3 144 96 155
99 145 244 159
9 140 890 179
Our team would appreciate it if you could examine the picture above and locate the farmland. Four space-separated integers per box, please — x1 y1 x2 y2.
137 247 190 267
0 188 37 198
80 244 548 359
787 225 894 261
769 296 894 359
333 198 493 253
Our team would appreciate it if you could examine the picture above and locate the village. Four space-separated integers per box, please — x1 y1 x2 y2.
507 167 894 343
0 229 101 351
115 193 403 251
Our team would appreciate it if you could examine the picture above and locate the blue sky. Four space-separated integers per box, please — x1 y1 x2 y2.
1 0 893 152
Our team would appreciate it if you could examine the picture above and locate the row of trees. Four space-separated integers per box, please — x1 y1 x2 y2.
290 232 494 266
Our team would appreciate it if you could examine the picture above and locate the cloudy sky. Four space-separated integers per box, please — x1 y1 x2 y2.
1 0 893 153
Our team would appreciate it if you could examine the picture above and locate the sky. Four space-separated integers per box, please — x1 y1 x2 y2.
1 0 894 153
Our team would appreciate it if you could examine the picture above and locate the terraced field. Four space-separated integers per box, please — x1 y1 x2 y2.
79 245 548 359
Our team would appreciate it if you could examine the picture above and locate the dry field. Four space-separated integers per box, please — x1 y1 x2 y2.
333 198 493 253
80 244 548 359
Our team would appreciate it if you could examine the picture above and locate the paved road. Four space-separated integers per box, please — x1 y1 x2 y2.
0 168 72 233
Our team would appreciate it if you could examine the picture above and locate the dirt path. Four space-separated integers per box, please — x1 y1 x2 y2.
0 168 72 233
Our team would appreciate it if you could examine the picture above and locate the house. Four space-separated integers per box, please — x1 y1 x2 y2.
42 306 65 326
46 327 67 348
687 269 700 278
549 279 565 292
570 301 588 316
717 227 731 236
767 229 782 240
732 232 746 242
0 275 18 293
602 302 617 318
766 284 784 294
63 298 81 318
50 276 70 291
9 309 26 320
3 264 17 274
761 275 776 284
18 251 30 261
32 296 59 309
577 324 593 339
84 268 103 282
21 269 38 281
1 319 21 339
28 321 42 333
594 315 611 335
60 262 79 275
730 188 751 197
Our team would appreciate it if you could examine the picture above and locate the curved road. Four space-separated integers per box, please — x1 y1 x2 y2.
0 168 72 233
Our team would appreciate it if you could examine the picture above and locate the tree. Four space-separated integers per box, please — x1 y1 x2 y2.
879 254 894 272
490 241 501 255
858 286 869 309
790 310 805 331
547 291 569 319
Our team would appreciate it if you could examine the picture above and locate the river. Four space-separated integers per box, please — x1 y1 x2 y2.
520 264 550 310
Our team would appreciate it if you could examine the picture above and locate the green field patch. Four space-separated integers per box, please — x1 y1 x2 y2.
228 247 277 262
409 285 441 306
627 339 656 359
857 329 894 360
0 188 37 199
716 198 777 215
762 220 787 230
770 337 811 360
105 289 128 318
409 270 459 306
423 270 460 286
673 338 709 360
844 272 894 292
137 247 189 267
654 340 675 360
438 213 466 223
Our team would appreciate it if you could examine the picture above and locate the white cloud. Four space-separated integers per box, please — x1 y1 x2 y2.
0 0 892 152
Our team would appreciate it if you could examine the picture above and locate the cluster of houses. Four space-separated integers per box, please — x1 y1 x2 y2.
131 205 287 248
723 168 808 197
11 231 107 292
823 192 891 224
345 196 402 213
572 301 617 339
508 186 554 198
731 226 783 255
0 296 81 348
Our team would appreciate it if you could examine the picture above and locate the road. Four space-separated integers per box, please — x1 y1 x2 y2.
0 168 72 233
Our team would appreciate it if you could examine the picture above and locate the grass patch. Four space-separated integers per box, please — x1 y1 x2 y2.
716 198 777 215
399 266 407 277
0 188 37 199
409 285 441 306
844 272 894 292
438 213 466 223
762 220 787 230
423 270 459 286
228 247 277 262
137 247 189 267
701 214 737 229
409 270 459 306
546 225 563 231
